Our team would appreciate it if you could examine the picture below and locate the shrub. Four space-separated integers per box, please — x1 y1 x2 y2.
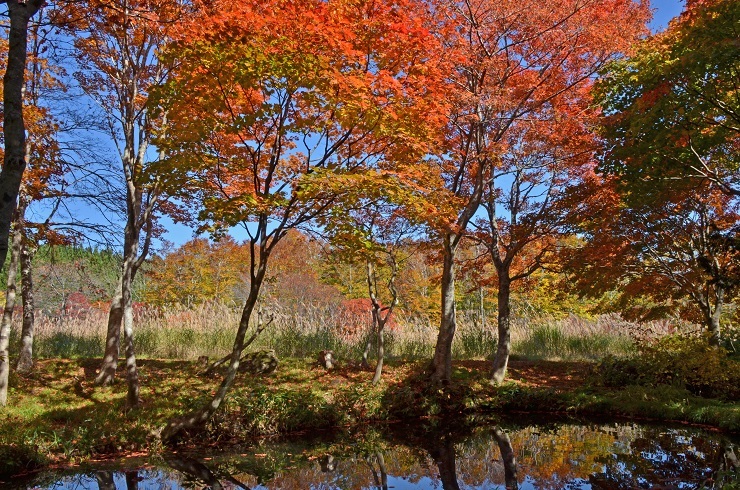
594 334 740 401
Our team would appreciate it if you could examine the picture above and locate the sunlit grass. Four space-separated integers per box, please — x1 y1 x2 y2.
9 303 644 364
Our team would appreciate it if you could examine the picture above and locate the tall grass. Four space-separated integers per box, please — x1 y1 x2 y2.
8 302 679 362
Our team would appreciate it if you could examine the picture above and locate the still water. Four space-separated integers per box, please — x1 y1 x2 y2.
13 419 740 489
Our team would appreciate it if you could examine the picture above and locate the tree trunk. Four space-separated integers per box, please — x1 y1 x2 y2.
119 214 142 407
708 288 723 347
491 274 512 384
161 265 268 441
362 306 375 369
0 1 41 275
15 212 35 373
165 455 224 490
361 336 372 369
0 216 22 406
429 235 457 383
492 427 518 489
122 266 140 408
95 472 116 490
372 323 384 385
368 451 388 490
95 286 123 386
124 471 140 490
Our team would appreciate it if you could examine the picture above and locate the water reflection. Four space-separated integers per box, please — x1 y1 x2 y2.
492 427 518 490
12 421 740 489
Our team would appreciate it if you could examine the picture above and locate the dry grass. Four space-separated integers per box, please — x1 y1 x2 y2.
11 303 694 360
7 301 679 362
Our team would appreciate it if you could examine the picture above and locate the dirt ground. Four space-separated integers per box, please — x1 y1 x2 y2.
457 359 590 390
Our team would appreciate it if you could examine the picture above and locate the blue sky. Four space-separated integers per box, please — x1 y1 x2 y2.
650 0 685 32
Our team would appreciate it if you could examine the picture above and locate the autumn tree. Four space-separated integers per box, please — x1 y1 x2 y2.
0 6 71 401
474 95 603 383
317 190 420 383
568 180 739 347
426 0 650 382
588 0 740 347
63 0 183 407
597 0 740 198
12 8 70 374
145 237 249 307
156 0 443 438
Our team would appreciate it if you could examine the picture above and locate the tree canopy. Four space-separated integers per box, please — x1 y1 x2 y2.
596 0 740 198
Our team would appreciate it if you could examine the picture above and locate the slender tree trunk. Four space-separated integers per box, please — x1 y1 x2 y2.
429 235 457 383
369 451 388 490
95 286 123 386
708 289 723 347
492 427 518 490
122 261 140 408
0 216 22 406
366 258 397 385
491 273 512 384
372 323 385 385
361 336 372 369
362 305 375 369
162 264 268 441
0 1 41 275
16 208 35 373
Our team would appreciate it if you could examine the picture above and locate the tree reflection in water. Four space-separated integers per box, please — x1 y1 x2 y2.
493 427 518 490
419 424 518 489
365 451 389 490
14 421 740 489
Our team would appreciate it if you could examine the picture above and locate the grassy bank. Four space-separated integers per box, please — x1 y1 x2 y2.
1 356 738 478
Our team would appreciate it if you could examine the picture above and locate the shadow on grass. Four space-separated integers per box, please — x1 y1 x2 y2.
1 358 222 479
380 362 486 420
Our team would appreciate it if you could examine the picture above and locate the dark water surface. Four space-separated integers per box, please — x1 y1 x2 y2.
13 419 740 489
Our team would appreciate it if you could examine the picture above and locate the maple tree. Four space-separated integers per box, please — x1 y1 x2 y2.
320 196 417 383
597 0 740 198
425 0 650 382
62 0 183 406
568 178 739 346
155 0 444 437
474 93 601 383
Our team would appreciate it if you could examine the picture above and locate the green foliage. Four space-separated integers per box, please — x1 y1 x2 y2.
596 0 740 198
220 386 340 436
595 335 740 401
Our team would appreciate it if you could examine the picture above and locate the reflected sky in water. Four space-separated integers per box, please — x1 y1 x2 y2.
17 421 740 490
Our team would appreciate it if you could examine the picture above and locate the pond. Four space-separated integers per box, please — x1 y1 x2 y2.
11 418 740 489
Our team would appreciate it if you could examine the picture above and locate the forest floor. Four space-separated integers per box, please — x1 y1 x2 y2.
1 356 738 479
